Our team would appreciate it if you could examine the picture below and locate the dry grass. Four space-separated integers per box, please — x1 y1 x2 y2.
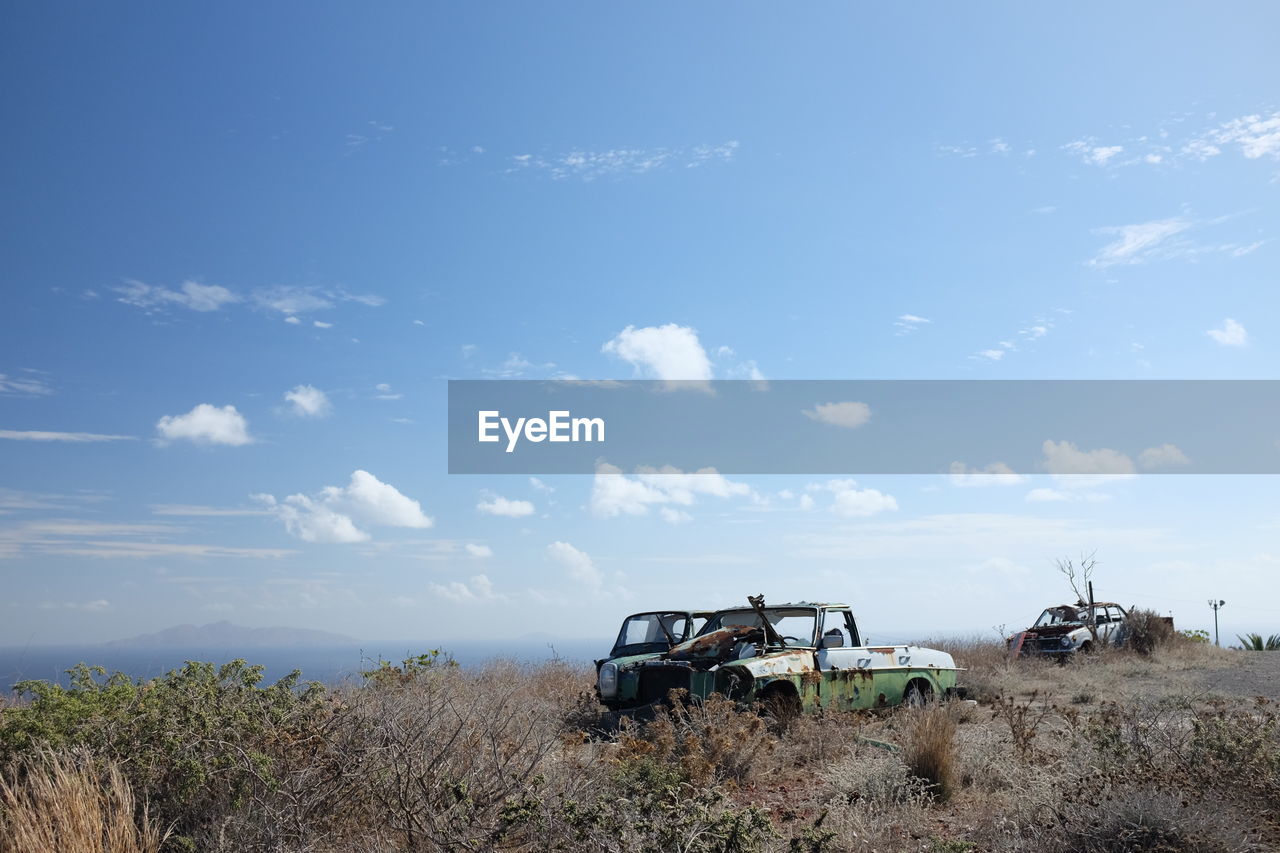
900 703 958 802
1 642 1275 852
0 751 169 853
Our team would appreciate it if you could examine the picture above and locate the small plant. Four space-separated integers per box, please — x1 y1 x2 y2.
991 691 1053 760
901 703 958 802
1179 628 1211 644
1236 633 1280 651
360 647 458 683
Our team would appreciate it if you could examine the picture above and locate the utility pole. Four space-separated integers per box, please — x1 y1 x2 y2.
1208 599 1226 647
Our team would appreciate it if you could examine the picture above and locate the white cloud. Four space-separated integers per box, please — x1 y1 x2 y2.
547 541 602 589
313 320 333 329
529 477 554 492
1139 443 1191 470
465 543 493 558
113 279 240 313
798 494 815 511
482 352 547 379
602 324 713 386
802 401 871 429
284 316 301 325
1205 112 1280 160
150 504 269 517
810 479 898 517
1088 217 1191 268
894 314 931 335
948 461 1027 487
156 404 253 446
476 495 535 518
660 507 692 524
0 430 134 442
1063 140 1124 166
1041 440 1136 486
1206 318 1248 347
255 470 433 543
589 462 755 518
0 372 55 396
283 385 332 418
40 599 111 612
973 349 1005 361
430 574 497 602
508 141 737 181
252 285 384 318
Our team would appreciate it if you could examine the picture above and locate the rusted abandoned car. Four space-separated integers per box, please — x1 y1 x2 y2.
596 596 959 714
597 609 712 668
1008 601 1129 659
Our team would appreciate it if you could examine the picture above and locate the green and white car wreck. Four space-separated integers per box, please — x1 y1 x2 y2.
596 596 959 714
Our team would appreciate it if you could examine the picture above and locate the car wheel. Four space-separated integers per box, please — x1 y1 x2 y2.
757 685 802 730
903 680 933 707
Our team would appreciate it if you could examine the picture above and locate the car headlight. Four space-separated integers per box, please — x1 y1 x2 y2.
598 662 618 699
1060 636 1073 648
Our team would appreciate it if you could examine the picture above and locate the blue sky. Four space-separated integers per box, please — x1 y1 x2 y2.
2 2 1279 646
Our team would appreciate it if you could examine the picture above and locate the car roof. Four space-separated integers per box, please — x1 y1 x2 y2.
623 609 715 618
713 602 849 610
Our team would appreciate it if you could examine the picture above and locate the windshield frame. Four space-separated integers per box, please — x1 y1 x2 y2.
696 606 821 648
609 611 701 657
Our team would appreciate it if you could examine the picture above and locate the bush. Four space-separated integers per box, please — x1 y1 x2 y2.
901 704 958 802
1118 609 1176 655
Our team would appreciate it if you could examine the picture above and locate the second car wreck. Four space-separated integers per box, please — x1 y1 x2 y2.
596 595 959 715
1008 601 1130 659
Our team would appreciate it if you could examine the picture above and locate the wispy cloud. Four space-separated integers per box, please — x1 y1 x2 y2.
113 279 241 314
0 430 134 442
969 315 1058 364
1088 214 1261 268
894 314 931 336
0 371 56 397
945 109 1280 169
1088 217 1192 267
253 285 385 318
1063 139 1125 166
508 141 738 181
344 120 395 153
0 518 292 560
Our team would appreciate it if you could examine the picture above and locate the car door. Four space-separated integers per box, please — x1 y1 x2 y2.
816 609 878 710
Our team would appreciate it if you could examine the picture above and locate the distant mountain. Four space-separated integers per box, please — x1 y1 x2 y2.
106 620 357 648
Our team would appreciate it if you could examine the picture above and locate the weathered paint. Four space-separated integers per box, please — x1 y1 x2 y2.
600 601 959 714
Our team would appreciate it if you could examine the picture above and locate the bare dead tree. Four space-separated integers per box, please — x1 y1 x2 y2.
1056 551 1100 644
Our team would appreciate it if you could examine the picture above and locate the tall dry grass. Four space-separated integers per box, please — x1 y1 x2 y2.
0 750 169 853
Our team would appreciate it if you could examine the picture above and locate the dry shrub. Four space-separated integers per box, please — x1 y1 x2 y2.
617 692 774 787
1120 609 1177 656
0 750 169 853
900 703 957 802
767 709 863 771
1044 782 1265 853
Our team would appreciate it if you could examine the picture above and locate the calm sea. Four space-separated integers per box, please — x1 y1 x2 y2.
0 640 606 692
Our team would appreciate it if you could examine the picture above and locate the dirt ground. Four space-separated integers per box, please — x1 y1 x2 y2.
1195 648 1280 700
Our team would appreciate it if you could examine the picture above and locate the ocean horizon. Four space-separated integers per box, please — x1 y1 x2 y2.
0 639 608 692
